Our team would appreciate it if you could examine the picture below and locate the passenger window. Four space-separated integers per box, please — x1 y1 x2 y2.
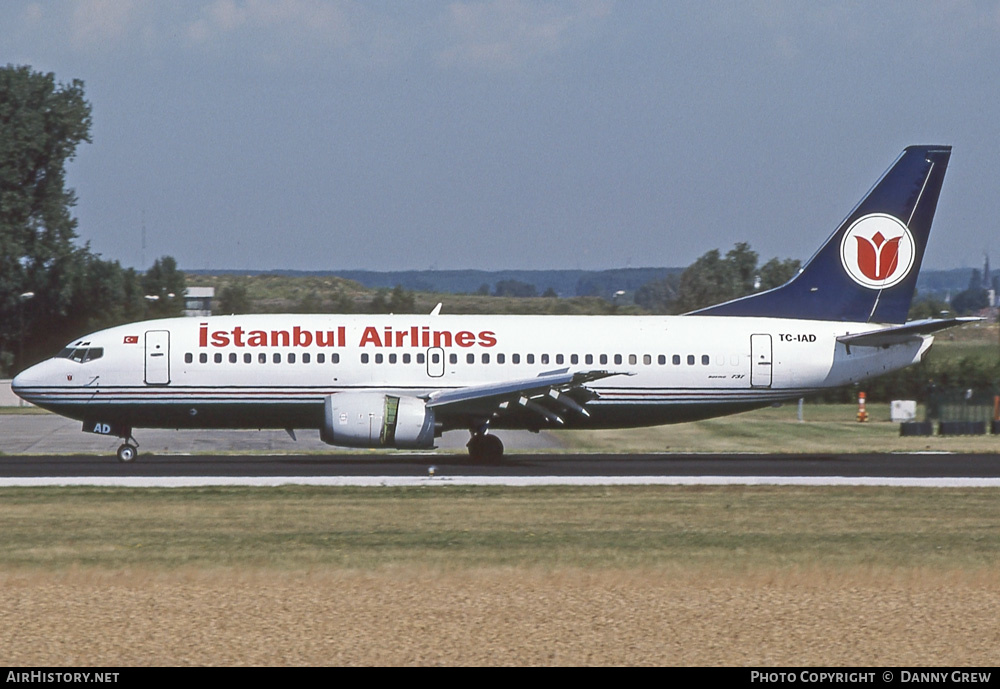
600 354 608 365
375 353 383 364
512 354 520 364
317 353 325 364
585 354 593 365
332 353 340 364
467 353 475 364
303 353 310 364
259 353 266 364
273 353 281 364
389 353 397 364
200 353 208 364
527 354 535 364
418 353 426 364
643 355 651 365
541 354 549 364
687 355 695 365
449 353 457 364
614 354 622 365
658 355 666 365
482 353 490 364
244 353 252 364
570 354 578 364
403 353 411 364
702 355 710 365
214 353 222 364
229 353 237 363
673 355 680 365
497 353 505 364
185 353 193 364
628 354 636 365
362 353 370 363
288 353 296 364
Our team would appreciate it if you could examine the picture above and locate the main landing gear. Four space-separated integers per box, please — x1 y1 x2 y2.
467 426 504 462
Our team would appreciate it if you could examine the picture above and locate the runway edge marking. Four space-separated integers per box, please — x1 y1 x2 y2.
3 476 1000 488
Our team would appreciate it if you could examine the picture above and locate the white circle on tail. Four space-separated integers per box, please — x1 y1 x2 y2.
839 213 915 289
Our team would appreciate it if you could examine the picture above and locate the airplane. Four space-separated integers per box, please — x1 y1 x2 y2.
13 145 969 462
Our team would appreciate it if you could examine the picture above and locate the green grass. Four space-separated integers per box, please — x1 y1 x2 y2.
554 401 1000 454
1 485 999 572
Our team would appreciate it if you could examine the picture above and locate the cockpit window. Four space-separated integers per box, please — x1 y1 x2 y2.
56 347 104 363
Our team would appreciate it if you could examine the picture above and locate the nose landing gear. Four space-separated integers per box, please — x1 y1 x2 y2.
116 443 139 463
115 428 139 463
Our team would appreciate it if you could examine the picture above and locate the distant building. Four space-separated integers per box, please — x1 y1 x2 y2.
983 253 996 307
183 287 214 317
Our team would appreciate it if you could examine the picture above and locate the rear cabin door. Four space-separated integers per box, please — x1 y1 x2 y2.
750 333 772 388
144 330 171 385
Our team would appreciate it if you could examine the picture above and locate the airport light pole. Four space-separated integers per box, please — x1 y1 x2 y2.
18 292 35 372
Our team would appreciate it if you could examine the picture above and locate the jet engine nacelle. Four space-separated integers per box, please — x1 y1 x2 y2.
320 392 436 449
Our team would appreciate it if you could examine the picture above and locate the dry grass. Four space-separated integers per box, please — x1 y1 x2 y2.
3 567 999 666
2 485 1000 665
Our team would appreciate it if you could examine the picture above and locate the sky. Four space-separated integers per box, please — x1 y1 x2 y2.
2 1 998 273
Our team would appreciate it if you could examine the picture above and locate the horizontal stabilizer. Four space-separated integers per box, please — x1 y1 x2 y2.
836 317 981 347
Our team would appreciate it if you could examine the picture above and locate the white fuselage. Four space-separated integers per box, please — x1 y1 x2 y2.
13 313 931 434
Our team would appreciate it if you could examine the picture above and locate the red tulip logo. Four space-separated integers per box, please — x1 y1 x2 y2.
856 231 901 281
840 214 914 289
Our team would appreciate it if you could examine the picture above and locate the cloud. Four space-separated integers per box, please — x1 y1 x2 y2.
69 0 143 51
436 0 612 70
183 0 354 49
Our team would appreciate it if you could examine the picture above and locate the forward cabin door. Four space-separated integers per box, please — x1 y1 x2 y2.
750 333 772 388
144 330 171 385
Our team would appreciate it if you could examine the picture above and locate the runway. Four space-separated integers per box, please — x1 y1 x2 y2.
3 451 1000 488
3 413 1000 486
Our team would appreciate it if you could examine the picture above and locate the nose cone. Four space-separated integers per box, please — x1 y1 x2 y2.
11 367 32 398
11 360 57 404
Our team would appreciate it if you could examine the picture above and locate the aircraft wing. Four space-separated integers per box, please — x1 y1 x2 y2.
837 317 981 348
425 368 625 425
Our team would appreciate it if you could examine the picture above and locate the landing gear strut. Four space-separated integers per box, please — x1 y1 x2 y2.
467 430 504 462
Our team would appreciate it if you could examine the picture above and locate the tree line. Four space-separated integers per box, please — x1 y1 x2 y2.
0 65 187 376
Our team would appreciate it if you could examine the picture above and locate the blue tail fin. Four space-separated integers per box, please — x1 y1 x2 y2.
693 145 951 324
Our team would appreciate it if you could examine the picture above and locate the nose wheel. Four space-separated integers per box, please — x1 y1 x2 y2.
116 442 139 463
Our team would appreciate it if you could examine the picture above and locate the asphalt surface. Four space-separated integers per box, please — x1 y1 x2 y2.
4 412 1000 482
2 449 1000 479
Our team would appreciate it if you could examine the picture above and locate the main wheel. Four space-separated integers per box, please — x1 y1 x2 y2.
467 433 504 462
116 444 138 463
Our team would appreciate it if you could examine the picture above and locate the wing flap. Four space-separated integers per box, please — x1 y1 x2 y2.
425 368 624 424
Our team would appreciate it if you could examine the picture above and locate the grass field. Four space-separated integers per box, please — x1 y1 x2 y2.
2 484 1000 665
2 485 999 571
554 401 1000 454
